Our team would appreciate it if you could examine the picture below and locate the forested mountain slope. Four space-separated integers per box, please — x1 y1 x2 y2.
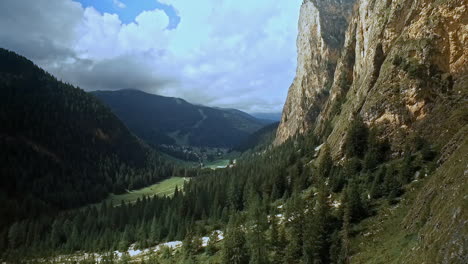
0 49 173 249
92 89 265 148
234 122 279 152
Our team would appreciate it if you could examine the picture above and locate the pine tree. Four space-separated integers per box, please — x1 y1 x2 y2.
363 127 389 171
119 228 130 252
303 183 331 264
317 145 333 178
383 164 401 200
370 166 385 198
344 116 369 158
340 199 351 264
246 195 269 264
182 229 202 256
68 225 79 251
150 216 159 245
284 193 305 264
269 216 280 251
398 149 413 185
49 219 63 248
222 215 249 264
346 181 366 222
7 222 23 249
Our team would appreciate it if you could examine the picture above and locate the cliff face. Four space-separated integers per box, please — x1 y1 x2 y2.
275 0 356 144
277 0 467 262
277 0 467 155
320 0 467 158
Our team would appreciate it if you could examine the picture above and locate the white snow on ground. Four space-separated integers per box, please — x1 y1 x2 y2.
315 144 324 152
162 241 183 248
332 200 341 208
217 231 224 240
202 236 210 247
153 240 183 252
128 249 142 257
51 231 225 262
201 230 224 246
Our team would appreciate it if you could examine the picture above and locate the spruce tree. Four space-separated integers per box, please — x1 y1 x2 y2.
317 145 333 178
383 164 401 200
284 193 305 264
303 183 331 264
344 116 369 158
150 216 159 245
246 195 269 264
340 200 351 264
222 215 249 264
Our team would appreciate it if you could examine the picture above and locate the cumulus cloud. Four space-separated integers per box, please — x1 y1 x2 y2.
113 0 126 9
0 0 301 112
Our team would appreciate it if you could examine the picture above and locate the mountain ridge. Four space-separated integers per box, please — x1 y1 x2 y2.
91 89 266 148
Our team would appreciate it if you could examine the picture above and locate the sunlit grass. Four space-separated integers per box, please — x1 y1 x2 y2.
105 177 189 205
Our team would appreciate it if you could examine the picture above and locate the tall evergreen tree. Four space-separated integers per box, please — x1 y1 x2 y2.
284 193 305 264
246 195 269 264
303 183 331 264
222 215 249 264
340 199 351 264
344 116 369 158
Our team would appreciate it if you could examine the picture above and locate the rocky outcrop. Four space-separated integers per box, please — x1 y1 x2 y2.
275 0 356 145
277 0 467 157
276 0 467 262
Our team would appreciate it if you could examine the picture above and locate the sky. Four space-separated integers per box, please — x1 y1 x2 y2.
0 0 301 113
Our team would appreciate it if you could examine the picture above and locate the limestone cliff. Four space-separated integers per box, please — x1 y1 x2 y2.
275 0 356 144
277 0 467 262
277 0 467 156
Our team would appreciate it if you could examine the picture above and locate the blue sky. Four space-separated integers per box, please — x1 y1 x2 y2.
76 0 180 28
0 0 301 113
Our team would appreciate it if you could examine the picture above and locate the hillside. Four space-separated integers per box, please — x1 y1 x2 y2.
275 0 467 262
91 89 265 148
234 122 279 152
250 112 282 123
0 49 173 246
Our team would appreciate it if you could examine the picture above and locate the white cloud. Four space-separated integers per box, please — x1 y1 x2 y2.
113 0 126 9
0 0 301 113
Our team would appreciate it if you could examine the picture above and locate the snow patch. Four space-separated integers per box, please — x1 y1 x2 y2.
202 236 210 247
128 249 142 257
315 144 324 152
158 241 182 250
332 200 341 208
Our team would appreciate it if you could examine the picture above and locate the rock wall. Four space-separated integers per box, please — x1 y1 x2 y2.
277 0 467 157
276 1 467 262
275 0 356 145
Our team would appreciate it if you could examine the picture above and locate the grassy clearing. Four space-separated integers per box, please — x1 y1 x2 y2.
105 177 188 205
203 159 230 169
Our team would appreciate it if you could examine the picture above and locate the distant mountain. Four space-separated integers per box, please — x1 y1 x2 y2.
234 122 279 152
250 112 282 122
0 49 172 229
91 89 266 148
